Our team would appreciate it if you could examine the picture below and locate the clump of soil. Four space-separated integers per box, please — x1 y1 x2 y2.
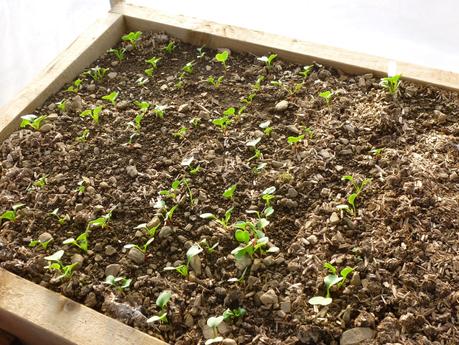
1 32 458 345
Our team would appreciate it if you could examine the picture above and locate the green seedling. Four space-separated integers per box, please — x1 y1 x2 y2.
252 75 265 92
223 184 237 200
231 217 273 259
108 47 126 61
205 316 224 345
144 68 154 77
215 51 229 70
63 232 88 253
223 307 247 321
134 222 160 238
164 243 203 277
336 175 371 216
370 147 383 156
241 93 256 105
124 237 155 254
133 100 150 113
252 162 267 174
197 45 206 59
153 105 167 118
147 290 172 324
20 115 47 130
80 106 103 125
44 250 78 280
319 90 333 106
75 178 87 195
299 65 313 78
227 267 248 283
173 126 188 140
104 275 132 291
145 56 161 69
212 111 233 132
86 209 113 231
182 61 195 75
29 237 53 251
160 179 188 201
287 134 304 145
200 207 233 228
136 76 149 85
257 53 277 68
380 74 401 95
76 128 90 142
308 263 354 306
261 186 276 208
270 80 302 96
0 203 25 223
121 31 142 48
56 99 67 112
246 137 262 161
66 79 82 93
49 208 70 225
128 113 144 133
181 156 202 175
199 239 219 254
259 120 271 135
189 165 202 175
163 41 176 54
102 91 119 106
164 204 179 223
31 175 48 189
207 75 224 88
86 66 108 82
189 116 201 128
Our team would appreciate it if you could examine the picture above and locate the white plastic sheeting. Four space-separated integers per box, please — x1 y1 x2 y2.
1 0 458 107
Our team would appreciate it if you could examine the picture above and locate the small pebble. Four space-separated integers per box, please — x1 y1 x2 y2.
275 100 289 112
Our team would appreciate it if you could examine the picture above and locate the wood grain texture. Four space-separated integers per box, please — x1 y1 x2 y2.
0 12 125 141
113 3 459 92
0 268 167 345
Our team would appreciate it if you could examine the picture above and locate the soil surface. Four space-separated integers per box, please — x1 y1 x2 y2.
1 32 458 345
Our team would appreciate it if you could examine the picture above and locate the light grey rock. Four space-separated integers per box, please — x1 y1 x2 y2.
340 327 375 345
105 245 117 256
330 212 340 225
105 263 121 277
126 165 138 178
127 247 145 264
259 289 278 306
38 232 53 243
275 100 289 112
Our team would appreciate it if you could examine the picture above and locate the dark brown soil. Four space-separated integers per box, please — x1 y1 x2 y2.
1 32 458 345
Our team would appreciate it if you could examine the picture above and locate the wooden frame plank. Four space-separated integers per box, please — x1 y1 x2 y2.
113 3 459 92
0 268 166 345
0 12 125 141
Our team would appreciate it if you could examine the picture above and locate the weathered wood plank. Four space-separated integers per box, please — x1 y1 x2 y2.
113 3 459 91
0 12 125 141
0 268 166 345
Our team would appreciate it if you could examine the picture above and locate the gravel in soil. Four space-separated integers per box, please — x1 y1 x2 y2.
1 32 459 345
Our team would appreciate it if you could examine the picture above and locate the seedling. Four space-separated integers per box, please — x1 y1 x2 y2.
319 90 333 106
199 239 219 254
197 45 206 59
181 156 202 175
76 128 90 142
380 74 401 95
108 47 126 61
227 267 248 283
49 208 70 225
20 115 47 130
223 307 246 321
86 66 108 82
86 209 113 231
182 61 195 75
144 68 154 77
56 99 67 112
287 134 304 145
121 31 142 48
80 106 103 125
212 113 233 132
200 207 233 228
336 175 371 216
63 232 89 253
252 75 265 92
102 91 119 106
153 105 167 118
173 126 188 140
370 147 383 156
207 76 224 88
136 76 149 86
133 100 150 113
164 204 179 223
308 263 354 306
205 316 224 345
246 137 262 161
241 93 256 105
134 222 160 238
0 203 25 223
257 53 277 68
223 184 237 200
75 179 87 195
30 175 47 190
66 79 82 93
104 275 132 292
215 51 229 71
145 56 161 73
124 237 155 254
160 179 187 201
270 80 302 96
189 117 201 128
147 290 172 324
299 65 313 78
128 113 144 133
164 243 203 277
163 41 176 54
44 250 78 280
261 186 276 208
29 237 53 251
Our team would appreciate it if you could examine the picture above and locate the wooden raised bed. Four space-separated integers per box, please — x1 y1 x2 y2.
0 1 458 344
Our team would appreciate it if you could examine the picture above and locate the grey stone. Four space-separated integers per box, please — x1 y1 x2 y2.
275 100 289 112
280 300 291 313
319 149 332 159
235 255 252 271
330 212 340 225
178 103 189 113
117 100 129 110
105 245 117 256
222 339 237 345
99 181 110 189
71 254 84 267
286 125 300 134
259 289 278 306
39 124 53 133
38 232 53 243
159 226 173 239
108 72 117 79
126 165 138 178
147 216 161 228
350 272 361 286
340 327 375 345
105 263 121 277
286 187 298 198
127 247 145 264
306 234 318 245
189 255 202 275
